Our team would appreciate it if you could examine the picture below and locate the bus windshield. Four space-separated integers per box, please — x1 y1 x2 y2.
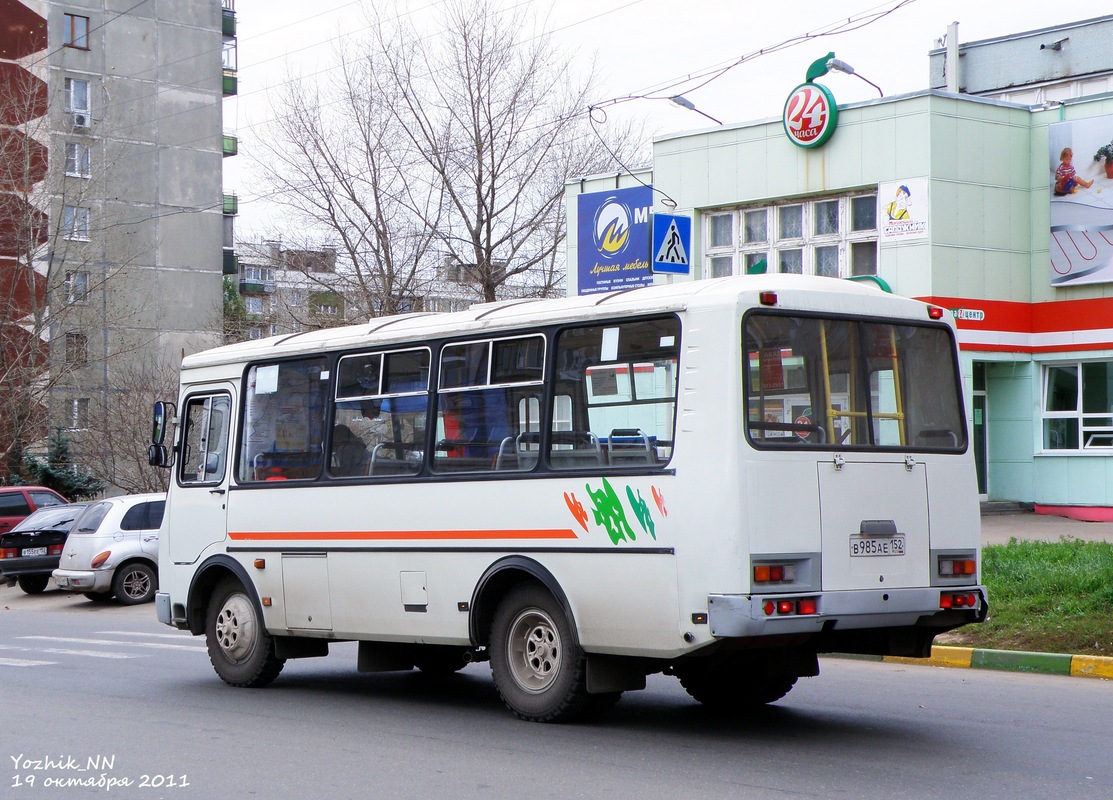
743 312 966 451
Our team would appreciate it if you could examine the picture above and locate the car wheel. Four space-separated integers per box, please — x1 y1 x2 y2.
488 583 592 722
205 578 284 688
112 562 157 605
17 575 49 594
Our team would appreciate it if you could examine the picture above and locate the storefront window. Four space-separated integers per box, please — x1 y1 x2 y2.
1042 361 1113 450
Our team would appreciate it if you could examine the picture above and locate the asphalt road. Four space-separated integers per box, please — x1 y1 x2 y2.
3 585 1111 800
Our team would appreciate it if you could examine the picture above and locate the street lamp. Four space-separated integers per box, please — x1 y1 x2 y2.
668 95 722 125
824 57 883 97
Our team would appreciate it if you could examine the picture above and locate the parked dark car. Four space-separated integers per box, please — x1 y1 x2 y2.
0 486 68 535
0 503 90 594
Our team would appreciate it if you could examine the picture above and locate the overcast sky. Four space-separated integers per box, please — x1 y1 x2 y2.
223 0 1104 239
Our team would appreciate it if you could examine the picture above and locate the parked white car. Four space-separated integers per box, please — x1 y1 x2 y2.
52 493 165 604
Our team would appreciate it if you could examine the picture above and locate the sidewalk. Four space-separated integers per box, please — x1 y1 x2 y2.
980 505 1113 545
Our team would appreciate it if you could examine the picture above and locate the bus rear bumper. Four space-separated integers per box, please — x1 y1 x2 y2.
707 586 988 638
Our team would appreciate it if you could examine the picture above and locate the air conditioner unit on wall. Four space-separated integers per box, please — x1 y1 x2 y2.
72 111 90 128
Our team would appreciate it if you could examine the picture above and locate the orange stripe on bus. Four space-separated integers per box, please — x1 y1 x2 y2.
228 529 579 541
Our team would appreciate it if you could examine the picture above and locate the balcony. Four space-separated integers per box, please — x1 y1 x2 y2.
222 193 238 215
222 7 236 37
222 248 238 275
222 70 237 96
222 134 237 157
239 278 275 294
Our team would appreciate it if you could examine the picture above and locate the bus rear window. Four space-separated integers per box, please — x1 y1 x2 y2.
742 312 966 451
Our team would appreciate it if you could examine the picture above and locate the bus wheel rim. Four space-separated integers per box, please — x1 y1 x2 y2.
507 608 561 693
215 593 256 662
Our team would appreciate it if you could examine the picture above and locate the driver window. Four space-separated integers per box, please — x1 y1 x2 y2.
179 394 231 485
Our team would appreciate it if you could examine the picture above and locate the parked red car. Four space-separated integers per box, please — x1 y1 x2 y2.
0 486 68 535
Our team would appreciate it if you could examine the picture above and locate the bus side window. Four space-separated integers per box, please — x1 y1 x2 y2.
550 318 679 469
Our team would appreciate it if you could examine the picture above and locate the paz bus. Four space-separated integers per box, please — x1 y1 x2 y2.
150 274 986 722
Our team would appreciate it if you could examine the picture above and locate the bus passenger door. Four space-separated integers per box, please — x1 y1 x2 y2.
168 389 233 564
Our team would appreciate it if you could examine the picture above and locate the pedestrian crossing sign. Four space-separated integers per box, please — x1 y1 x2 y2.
651 213 691 275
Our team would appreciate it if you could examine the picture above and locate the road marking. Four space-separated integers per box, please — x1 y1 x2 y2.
18 636 204 652
41 648 136 659
98 630 196 640
0 657 57 667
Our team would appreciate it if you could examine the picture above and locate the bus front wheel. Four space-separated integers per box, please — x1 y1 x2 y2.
489 584 592 722
205 578 285 688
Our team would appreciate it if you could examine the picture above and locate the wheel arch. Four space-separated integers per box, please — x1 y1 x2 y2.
469 556 574 648
186 554 261 636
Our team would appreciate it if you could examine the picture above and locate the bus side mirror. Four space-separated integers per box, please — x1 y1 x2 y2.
152 401 176 446
150 401 177 469
148 444 171 468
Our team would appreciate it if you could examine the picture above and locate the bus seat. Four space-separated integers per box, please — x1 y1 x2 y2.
606 428 655 466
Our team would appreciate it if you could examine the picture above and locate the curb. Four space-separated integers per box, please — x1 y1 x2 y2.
843 645 1113 679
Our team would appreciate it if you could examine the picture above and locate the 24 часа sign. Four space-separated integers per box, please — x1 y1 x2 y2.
577 186 652 295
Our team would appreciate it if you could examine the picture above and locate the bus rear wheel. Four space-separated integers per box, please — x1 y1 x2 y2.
676 654 798 711
489 584 592 722
205 578 285 688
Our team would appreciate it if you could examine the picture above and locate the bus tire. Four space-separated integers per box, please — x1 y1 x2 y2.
489 584 591 722
676 656 798 711
205 578 284 688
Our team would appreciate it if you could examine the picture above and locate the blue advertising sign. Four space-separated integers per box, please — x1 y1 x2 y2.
576 185 653 295
651 213 691 275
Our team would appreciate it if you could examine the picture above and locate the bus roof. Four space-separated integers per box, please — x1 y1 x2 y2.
183 275 938 371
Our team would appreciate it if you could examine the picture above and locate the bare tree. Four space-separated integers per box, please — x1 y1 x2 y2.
258 0 639 310
80 356 177 494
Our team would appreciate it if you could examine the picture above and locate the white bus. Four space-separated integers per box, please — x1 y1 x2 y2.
151 274 986 722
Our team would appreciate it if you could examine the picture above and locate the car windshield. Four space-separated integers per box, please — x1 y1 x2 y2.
8 504 89 533
74 502 112 534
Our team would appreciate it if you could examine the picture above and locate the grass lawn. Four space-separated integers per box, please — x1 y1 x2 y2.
937 538 1113 657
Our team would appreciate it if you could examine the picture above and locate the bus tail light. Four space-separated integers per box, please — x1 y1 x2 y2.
759 291 778 306
91 550 112 569
939 558 977 577
762 597 819 616
939 592 979 610
754 564 795 583
927 306 945 319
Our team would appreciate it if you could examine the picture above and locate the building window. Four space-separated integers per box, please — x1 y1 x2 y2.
704 194 877 280
244 296 265 316
69 398 90 430
244 266 275 282
65 142 91 177
1042 361 1113 450
65 271 89 303
64 78 90 128
61 205 90 240
64 14 90 49
315 303 339 316
65 332 88 366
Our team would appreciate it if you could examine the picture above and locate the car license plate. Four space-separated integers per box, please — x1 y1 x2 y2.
849 535 905 557
21 546 48 557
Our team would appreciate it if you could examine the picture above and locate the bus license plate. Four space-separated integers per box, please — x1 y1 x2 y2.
849 535 905 557
22 547 48 557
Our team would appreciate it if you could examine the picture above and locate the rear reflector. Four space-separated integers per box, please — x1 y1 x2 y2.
940 592 979 609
